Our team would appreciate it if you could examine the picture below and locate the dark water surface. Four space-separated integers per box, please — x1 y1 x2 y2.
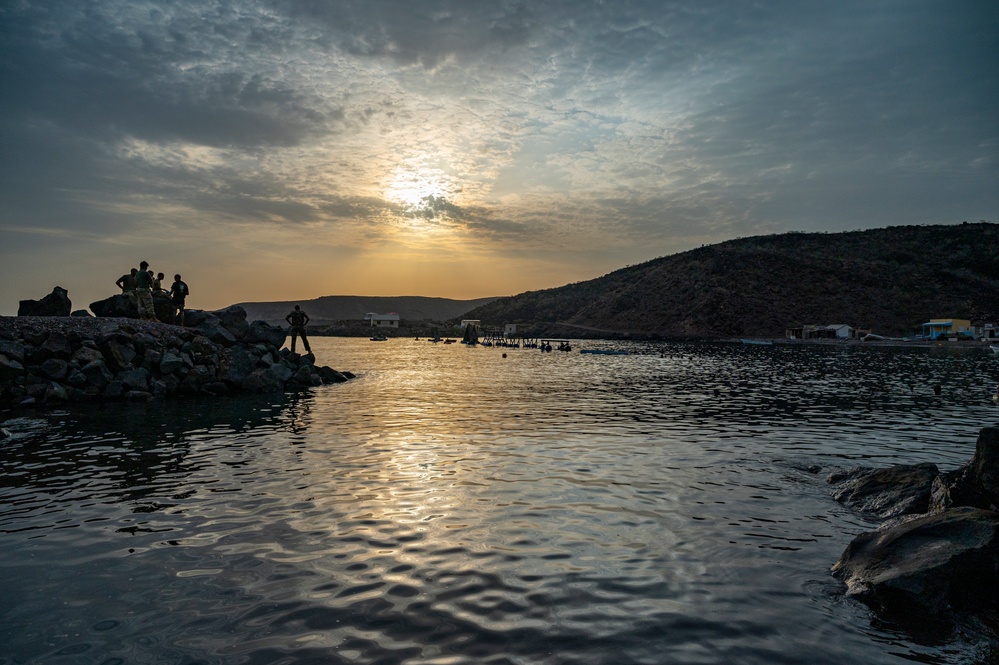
2 339 998 664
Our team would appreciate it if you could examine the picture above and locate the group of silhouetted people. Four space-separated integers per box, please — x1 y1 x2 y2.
116 261 189 325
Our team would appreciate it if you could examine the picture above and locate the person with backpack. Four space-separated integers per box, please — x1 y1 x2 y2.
170 274 189 326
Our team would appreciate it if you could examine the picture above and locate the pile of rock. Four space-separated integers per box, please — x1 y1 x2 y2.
829 427 999 632
0 306 352 407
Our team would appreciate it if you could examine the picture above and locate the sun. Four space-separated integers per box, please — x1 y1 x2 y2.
383 165 460 218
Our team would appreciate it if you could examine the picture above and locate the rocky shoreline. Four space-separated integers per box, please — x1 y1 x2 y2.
0 307 353 408
829 426 999 634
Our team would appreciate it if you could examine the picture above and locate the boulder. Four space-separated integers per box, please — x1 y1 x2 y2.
242 368 285 393
245 320 287 348
0 354 25 381
81 359 113 389
18 287 72 317
829 463 939 520
40 332 73 359
71 310 92 318
159 351 185 375
0 340 26 364
213 306 249 340
937 427 999 510
116 368 150 391
218 347 256 386
39 358 69 381
100 338 136 372
832 507 999 629
195 316 237 345
90 294 138 319
153 293 175 323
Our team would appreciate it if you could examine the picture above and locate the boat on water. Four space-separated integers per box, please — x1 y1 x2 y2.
580 349 629 355
370 335 388 342
740 339 774 346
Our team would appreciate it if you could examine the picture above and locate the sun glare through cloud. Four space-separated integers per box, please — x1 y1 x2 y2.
0 0 995 313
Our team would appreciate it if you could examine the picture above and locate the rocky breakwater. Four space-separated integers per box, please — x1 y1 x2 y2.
829 426 999 634
0 306 353 407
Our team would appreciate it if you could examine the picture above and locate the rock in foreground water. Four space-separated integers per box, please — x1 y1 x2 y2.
832 507 999 629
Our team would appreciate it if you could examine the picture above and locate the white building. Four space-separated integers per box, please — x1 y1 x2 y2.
365 312 400 328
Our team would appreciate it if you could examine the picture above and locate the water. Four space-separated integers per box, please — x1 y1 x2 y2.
1 339 998 664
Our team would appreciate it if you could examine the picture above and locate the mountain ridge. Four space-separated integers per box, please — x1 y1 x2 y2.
461 223 999 338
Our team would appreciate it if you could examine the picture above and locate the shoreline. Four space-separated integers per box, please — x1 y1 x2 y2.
0 311 353 410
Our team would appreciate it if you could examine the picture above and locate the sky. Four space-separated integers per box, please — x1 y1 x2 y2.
1 1 996 314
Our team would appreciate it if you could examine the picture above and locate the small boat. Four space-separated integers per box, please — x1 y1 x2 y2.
580 349 629 355
370 335 388 341
740 339 773 346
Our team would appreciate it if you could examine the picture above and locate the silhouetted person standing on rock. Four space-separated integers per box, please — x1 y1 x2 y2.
134 260 157 321
170 274 189 326
116 268 138 293
286 305 312 354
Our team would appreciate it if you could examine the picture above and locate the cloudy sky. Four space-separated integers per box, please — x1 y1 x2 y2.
1 1 996 314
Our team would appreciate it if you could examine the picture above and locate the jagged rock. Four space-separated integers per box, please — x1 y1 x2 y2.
153 293 174 323
218 347 256 386
39 358 68 381
40 332 73 359
195 317 236 345
829 463 939 520
18 287 72 317
71 310 92 318
81 359 113 389
316 366 348 383
213 306 250 340
159 351 185 374
832 507 999 630
66 369 88 388
46 382 69 401
90 294 138 319
245 320 287 348
0 354 24 381
100 338 136 372
0 340 25 364
242 368 284 393
266 362 293 383
72 345 103 365
116 368 150 391
939 427 999 510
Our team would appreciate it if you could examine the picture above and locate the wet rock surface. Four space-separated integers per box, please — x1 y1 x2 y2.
830 427 999 634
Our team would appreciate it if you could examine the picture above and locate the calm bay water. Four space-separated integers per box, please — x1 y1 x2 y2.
2 338 998 664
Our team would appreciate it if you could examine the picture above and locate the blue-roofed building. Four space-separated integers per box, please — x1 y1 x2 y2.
920 318 971 340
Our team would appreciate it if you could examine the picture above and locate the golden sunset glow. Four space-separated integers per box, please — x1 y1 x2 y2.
0 2 993 314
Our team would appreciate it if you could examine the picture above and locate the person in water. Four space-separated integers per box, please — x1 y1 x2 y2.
285 305 312 354
133 260 157 321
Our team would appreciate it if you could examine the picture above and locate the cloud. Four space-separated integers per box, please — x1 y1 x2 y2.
0 0 996 313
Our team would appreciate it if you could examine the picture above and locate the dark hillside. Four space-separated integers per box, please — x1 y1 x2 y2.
464 223 999 338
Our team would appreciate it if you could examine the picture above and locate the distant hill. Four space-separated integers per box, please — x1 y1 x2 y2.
235 295 501 326
462 223 999 338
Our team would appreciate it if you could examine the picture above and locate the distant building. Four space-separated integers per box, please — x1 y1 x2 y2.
504 323 518 337
786 324 858 340
974 322 998 340
460 319 481 333
920 318 972 340
365 312 400 328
